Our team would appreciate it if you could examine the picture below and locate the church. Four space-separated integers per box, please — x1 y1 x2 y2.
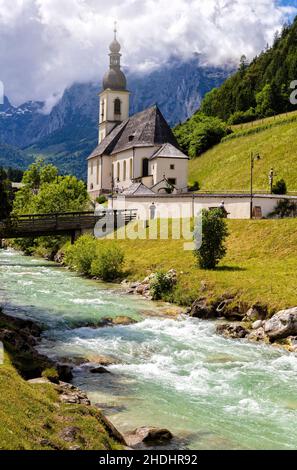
87 28 189 200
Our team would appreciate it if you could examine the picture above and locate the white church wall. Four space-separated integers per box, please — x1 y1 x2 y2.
153 157 188 190
133 146 159 181
110 194 290 220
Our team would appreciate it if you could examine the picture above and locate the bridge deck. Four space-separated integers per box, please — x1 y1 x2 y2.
0 210 137 239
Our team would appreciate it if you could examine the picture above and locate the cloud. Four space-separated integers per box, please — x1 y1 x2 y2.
0 0 295 110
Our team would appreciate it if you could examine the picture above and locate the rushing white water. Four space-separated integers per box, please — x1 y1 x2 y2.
1 248 297 450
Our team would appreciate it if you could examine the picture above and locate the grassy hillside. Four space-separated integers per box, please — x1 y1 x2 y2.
189 111 297 192
0 350 122 450
100 219 297 312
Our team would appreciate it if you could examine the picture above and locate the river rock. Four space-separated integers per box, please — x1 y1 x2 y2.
111 316 137 326
126 427 173 447
56 382 91 405
264 308 297 341
216 323 249 339
247 327 268 343
244 304 268 322
87 354 120 366
59 426 82 443
90 366 111 374
136 284 150 295
252 320 263 330
190 298 216 319
57 364 73 382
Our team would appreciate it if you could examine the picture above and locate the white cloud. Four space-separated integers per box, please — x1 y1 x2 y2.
0 0 295 109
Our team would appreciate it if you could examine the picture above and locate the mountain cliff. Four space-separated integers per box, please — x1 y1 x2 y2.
0 57 231 178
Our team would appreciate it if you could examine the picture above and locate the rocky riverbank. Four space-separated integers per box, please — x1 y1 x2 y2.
188 299 297 353
0 305 176 450
121 271 297 354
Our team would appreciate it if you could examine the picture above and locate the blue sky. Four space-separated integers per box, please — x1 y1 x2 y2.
0 0 296 109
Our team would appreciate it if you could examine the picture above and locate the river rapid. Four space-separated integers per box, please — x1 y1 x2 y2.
1 248 297 450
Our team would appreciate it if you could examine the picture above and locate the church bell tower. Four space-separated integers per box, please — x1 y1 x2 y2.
98 23 130 144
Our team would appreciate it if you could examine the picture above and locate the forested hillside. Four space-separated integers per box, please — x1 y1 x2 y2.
200 16 297 123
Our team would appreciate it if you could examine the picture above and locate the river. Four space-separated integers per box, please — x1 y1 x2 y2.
1 248 297 450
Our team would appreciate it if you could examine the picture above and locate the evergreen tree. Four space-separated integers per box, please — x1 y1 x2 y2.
0 167 12 220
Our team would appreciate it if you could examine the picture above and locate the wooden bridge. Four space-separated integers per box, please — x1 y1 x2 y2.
0 210 137 243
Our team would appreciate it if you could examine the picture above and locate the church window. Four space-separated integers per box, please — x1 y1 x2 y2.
142 158 149 177
96 158 100 185
128 135 134 142
130 159 133 179
90 160 93 175
170 164 175 170
117 162 120 181
101 101 105 121
114 98 121 116
123 160 127 181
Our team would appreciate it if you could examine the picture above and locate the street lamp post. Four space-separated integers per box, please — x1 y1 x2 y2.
250 152 261 219
269 168 275 194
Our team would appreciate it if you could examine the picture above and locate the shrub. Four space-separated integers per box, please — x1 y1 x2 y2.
269 199 297 218
64 235 97 275
272 179 287 195
96 195 108 205
174 112 231 158
91 244 125 281
194 209 229 270
150 271 176 301
188 181 200 192
227 108 258 125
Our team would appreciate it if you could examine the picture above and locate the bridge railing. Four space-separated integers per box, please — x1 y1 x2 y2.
0 209 138 237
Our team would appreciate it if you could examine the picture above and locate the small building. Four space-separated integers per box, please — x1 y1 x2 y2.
87 29 189 199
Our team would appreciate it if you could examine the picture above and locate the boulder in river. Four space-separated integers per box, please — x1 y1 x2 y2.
247 327 268 343
264 308 297 341
126 427 173 447
244 304 268 322
90 366 111 374
190 298 216 319
216 323 249 339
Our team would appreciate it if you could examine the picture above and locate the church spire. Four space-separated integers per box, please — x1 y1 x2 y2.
102 23 127 91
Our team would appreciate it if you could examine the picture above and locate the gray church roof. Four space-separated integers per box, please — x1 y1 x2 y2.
88 105 181 160
121 182 155 196
150 143 189 160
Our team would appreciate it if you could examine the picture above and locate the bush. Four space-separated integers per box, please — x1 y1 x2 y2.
269 199 297 218
64 235 97 275
227 108 258 125
174 112 231 158
96 195 107 205
194 209 229 269
91 244 125 281
150 271 176 301
188 181 200 192
272 179 287 195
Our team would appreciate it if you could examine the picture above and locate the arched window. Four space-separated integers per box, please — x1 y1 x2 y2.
117 162 120 181
130 159 133 179
96 158 100 185
101 100 105 121
142 158 149 177
123 160 127 181
114 98 121 116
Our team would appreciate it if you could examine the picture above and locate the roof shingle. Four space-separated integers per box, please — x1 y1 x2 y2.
87 105 181 159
